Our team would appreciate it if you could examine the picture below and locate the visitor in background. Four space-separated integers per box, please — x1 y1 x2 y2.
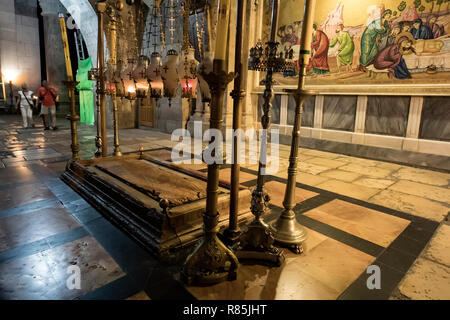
16 83 35 129
37 80 58 131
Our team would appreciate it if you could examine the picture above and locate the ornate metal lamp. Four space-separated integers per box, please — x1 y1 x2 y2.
132 55 150 98
177 0 199 99
162 0 179 106
122 58 137 100
234 0 293 266
269 0 316 254
162 49 179 106
147 51 164 98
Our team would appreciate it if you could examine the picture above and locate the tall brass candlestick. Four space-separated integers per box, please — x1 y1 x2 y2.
269 0 317 253
182 59 237 286
96 1 107 157
234 0 285 266
223 0 247 245
108 10 122 157
59 13 79 161
183 0 238 286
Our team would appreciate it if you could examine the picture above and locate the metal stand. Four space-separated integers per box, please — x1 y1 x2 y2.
269 90 313 254
182 59 239 286
270 0 317 254
108 11 122 157
223 0 247 246
97 1 107 157
63 80 80 161
234 0 285 267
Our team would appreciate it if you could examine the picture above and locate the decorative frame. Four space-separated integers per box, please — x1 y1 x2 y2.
252 0 450 96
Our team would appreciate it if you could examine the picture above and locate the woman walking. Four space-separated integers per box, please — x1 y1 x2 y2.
16 83 35 129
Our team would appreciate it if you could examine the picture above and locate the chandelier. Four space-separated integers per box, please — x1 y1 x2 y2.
162 48 179 104
177 0 198 99
122 58 137 100
132 55 150 98
147 51 164 98
248 40 296 74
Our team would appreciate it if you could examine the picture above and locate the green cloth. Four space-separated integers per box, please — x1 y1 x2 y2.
76 57 94 125
359 19 388 66
330 31 355 66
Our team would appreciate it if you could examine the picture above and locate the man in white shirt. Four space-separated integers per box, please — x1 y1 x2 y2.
16 83 35 129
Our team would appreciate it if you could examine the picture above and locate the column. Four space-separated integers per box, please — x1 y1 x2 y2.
311 95 324 139
403 96 423 152
352 95 368 144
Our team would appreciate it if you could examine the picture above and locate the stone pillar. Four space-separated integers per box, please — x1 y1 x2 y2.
352 95 368 145
311 95 324 139
39 0 69 116
403 96 424 152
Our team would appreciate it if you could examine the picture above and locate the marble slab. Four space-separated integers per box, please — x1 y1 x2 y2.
322 95 357 132
420 97 450 142
287 95 315 127
96 158 207 206
366 96 410 137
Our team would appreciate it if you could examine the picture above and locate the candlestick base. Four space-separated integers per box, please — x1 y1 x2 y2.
234 188 285 266
269 208 307 254
182 213 239 286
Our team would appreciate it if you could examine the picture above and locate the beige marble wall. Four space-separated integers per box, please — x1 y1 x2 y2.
0 0 41 98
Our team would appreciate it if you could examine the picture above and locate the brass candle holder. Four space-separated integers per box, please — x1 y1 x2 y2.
95 1 107 157
269 0 317 254
106 6 123 157
58 13 79 162
182 59 238 286
223 0 247 246
234 0 292 266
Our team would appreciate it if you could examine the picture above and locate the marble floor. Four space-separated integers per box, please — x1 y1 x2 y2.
0 114 448 300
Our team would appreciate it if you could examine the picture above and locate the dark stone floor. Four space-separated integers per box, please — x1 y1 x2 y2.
0 114 447 300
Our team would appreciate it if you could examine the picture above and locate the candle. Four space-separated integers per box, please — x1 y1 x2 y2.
298 0 316 89
58 13 73 81
214 0 231 61
299 0 316 62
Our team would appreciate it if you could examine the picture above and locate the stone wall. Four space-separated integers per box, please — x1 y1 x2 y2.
266 93 450 171
0 0 41 98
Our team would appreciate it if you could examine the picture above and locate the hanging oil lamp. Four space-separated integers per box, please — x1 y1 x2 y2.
162 49 179 106
132 55 150 98
144 4 164 99
161 0 179 106
122 58 137 100
147 51 164 98
177 0 198 99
